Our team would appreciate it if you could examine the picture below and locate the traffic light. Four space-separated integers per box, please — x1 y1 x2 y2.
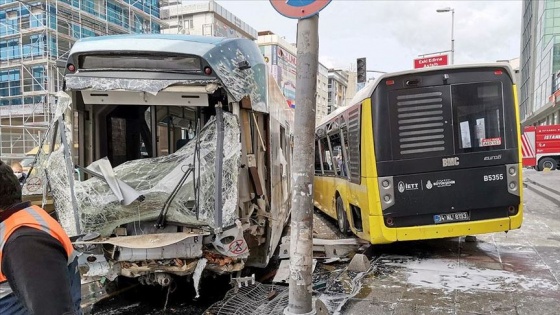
357 57 367 83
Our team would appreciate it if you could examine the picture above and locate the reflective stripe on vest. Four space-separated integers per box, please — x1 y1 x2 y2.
0 205 76 282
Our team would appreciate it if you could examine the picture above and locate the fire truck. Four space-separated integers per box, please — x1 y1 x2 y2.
522 125 560 170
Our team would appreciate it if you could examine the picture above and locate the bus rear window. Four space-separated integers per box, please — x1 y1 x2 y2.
452 82 505 152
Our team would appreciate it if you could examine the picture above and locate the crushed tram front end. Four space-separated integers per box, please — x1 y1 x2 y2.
23 35 294 292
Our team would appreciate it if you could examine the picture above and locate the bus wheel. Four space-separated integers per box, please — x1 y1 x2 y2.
538 157 557 171
336 196 350 235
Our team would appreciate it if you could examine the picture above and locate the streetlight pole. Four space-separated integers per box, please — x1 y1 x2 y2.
451 9 455 64
437 7 455 65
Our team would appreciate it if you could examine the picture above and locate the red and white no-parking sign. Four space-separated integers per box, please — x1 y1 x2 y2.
269 0 332 19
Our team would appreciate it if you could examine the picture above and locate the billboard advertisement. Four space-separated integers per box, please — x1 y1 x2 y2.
414 54 449 69
262 44 297 108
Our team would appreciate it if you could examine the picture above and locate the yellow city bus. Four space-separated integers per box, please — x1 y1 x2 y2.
313 63 523 244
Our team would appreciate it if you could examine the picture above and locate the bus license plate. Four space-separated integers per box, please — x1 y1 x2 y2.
434 212 469 224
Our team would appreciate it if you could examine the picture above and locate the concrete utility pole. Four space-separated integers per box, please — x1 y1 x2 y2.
285 15 319 315
268 1 330 314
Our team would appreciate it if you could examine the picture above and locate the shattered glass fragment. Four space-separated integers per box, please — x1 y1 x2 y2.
65 77 219 96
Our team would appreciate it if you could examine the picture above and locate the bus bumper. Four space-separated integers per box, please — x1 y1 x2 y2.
368 210 523 244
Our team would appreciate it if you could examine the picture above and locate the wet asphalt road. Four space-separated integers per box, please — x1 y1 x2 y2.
91 168 560 315
337 169 560 314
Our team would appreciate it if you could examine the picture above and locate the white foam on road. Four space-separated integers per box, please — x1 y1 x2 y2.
382 256 558 293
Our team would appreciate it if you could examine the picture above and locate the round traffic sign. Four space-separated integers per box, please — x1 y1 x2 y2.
270 0 332 19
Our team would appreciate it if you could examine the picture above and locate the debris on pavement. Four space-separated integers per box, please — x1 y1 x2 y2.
313 237 368 259
277 235 366 260
272 259 317 284
315 259 375 315
347 253 371 272
204 283 289 315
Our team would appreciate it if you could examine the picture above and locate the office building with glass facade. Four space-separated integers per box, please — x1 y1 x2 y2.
0 0 164 161
520 0 560 126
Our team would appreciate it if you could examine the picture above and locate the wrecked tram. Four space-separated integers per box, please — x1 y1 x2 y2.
25 35 294 289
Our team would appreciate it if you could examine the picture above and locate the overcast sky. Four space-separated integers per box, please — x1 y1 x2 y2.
209 0 522 76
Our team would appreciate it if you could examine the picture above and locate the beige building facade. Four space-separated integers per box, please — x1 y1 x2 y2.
160 0 257 39
328 69 349 114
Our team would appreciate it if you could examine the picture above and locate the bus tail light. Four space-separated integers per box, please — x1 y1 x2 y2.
508 206 518 214
67 64 76 72
494 70 503 75
378 176 395 210
505 164 519 196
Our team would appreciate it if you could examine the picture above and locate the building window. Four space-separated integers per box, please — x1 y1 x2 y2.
30 13 44 28
318 137 333 175
182 17 194 29
32 66 45 91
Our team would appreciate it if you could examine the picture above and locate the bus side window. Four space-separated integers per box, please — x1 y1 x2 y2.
319 137 334 175
347 105 361 183
340 126 350 179
315 139 323 175
329 132 346 177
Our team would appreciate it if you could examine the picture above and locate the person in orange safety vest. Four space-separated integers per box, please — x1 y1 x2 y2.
0 160 81 315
